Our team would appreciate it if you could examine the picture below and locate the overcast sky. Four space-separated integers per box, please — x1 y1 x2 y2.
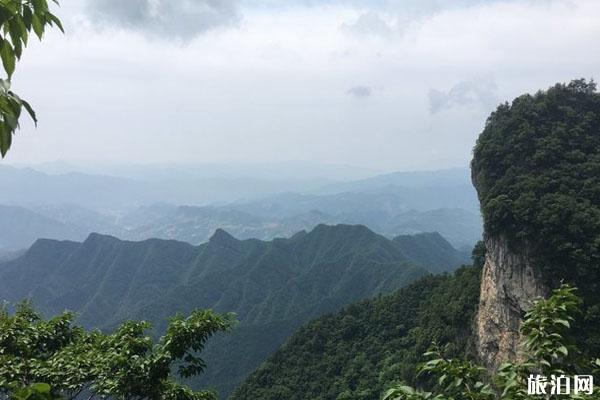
4 0 599 172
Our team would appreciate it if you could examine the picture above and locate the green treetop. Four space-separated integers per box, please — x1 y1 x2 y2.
0 302 235 400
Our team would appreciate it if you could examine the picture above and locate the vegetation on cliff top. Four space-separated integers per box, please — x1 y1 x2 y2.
471 79 600 352
472 79 600 280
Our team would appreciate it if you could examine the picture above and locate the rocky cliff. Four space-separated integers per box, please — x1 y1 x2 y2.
470 80 600 367
475 235 548 368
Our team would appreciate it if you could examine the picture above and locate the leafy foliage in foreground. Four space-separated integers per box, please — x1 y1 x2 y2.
0 0 63 157
0 302 234 400
384 285 600 400
230 265 481 400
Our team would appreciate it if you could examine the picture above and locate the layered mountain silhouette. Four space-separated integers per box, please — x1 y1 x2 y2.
116 204 481 249
0 201 481 252
0 205 87 251
0 165 481 251
0 224 469 396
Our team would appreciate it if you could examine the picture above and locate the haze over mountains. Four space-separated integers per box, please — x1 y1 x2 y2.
0 224 470 397
0 163 482 250
0 161 480 396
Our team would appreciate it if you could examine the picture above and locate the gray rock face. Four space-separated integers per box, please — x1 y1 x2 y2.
475 235 548 368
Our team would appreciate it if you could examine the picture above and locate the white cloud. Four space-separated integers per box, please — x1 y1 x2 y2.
85 0 241 39
429 78 498 114
5 0 600 171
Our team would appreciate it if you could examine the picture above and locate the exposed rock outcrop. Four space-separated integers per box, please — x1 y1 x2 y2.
475 235 548 368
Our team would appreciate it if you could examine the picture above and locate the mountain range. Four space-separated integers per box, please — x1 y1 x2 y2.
0 224 470 397
0 165 481 251
0 201 481 252
0 164 477 211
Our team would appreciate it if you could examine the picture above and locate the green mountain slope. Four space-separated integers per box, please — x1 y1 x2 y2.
0 224 466 397
392 232 470 273
231 265 481 400
386 208 482 249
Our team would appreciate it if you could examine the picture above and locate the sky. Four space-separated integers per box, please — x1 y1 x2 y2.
4 0 600 172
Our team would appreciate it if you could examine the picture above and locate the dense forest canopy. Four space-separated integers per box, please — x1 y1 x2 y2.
231 265 481 400
472 78 600 356
472 79 600 290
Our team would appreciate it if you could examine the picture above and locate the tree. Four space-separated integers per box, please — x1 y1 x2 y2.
383 285 600 400
0 302 235 400
471 79 600 356
471 80 600 296
0 0 63 157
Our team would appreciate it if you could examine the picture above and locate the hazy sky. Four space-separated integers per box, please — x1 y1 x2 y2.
5 0 599 171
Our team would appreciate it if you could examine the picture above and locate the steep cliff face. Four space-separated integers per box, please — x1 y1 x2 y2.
475 235 548 368
470 80 600 366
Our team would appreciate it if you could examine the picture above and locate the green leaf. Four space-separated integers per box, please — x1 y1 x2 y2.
30 383 52 394
47 13 64 33
22 99 37 125
555 319 570 328
0 79 10 91
557 345 569 356
32 0 49 13
0 39 16 78
0 122 11 157
23 6 33 31
31 13 44 39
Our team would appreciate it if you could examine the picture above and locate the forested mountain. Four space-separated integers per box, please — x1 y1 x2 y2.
471 79 600 365
384 208 481 249
0 224 468 397
231 265 481 400
392 232 470 273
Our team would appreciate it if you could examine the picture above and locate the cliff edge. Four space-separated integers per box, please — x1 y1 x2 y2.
474 235 547 368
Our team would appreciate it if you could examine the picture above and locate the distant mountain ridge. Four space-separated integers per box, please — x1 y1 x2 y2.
118 203 481 249
316 167 473 194
0 165 481 250
0 164 477 211
0 199 482 251
0 224 469 397
0 205 87 251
